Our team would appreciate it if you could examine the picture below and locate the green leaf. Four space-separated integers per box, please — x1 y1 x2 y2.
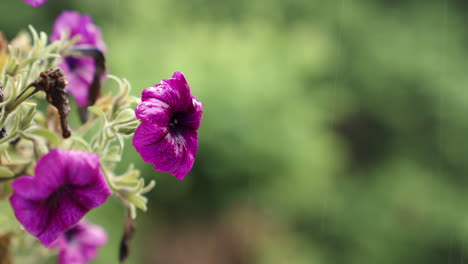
69 136 92 152
31 129 61 146
141 180 156 194
0 143 10 154
18 103 36 130
103 145 121 162
128 194 148 211
88 106 107 121
0 167 14 178
115 133 125 151
114 109 135 125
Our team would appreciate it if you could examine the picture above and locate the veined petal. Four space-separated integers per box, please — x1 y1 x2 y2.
71 184 111 209
9 196 56 242
133 121 170 162
177 96 203 130
10 175 51 202
142 72 192 112
37 195 90 246
171 129 199 180
135 98 171 124
63 151 102 186
136 128 198 181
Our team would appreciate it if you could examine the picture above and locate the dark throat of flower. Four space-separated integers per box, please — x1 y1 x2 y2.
46 184 74 210
169 112 187 135
65 57 80 72
64 225 81 242
169 117 179 133
169 110 196 136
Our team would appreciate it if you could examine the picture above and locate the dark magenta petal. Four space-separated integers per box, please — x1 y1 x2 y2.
179 97 203 130
132 121 170 161
134 123 199 181
10 176 50 201
142 72 192 112
22 0 47 7
9 150 111 246
135 98 172 124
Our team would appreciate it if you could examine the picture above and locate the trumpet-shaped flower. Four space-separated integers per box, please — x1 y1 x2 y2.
52 220 107 264
23 0 47 7
50 11 106 107
133 72 203 180
9 149 111 246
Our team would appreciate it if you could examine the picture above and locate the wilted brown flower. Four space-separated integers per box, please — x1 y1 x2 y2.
28 68 71 138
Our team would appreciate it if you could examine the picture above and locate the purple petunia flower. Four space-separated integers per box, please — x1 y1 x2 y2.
133 72 203 181
50 11 106 107
52 219 107 264
9 149 111 246
22 0 47 7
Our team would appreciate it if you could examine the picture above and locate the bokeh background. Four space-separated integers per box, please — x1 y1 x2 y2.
2 0 468 263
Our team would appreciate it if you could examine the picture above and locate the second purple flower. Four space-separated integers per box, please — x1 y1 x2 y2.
50 11 106 108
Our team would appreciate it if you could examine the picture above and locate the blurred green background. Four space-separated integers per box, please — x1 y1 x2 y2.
3 0 468 263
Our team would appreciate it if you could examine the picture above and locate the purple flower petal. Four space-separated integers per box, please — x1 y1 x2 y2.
53 219 107 264
9 149 111 246
22 0 47 7
142 72 193 112
58 57 95 107
133 122 199 180
51 11 106 52
135 98 172 124
133 72 203 180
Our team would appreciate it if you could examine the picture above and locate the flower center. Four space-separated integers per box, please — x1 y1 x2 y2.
46 184 74 210
169 114 182 134
169 118 178 128
65 57 80 72
64 227 80 242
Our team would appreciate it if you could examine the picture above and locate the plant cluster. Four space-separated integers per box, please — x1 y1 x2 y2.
0 1 203 263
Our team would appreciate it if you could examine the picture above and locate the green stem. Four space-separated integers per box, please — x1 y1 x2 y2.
23 63 33 87
0 132 17 145
5 86 38 114
2 77 8 90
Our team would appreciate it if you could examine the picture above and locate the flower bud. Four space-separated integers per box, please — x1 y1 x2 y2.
116 121 139 135
114 108 136 126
